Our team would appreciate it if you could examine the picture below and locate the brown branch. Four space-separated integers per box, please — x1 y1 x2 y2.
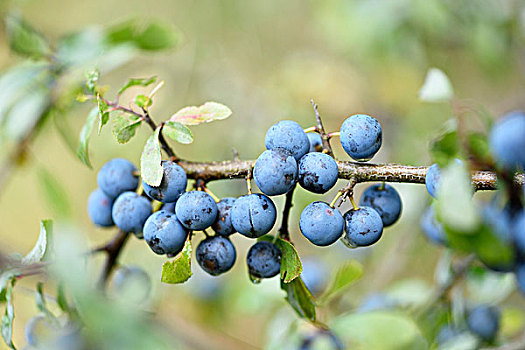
141 109 178 160
311 99 334 157
96 230 130 289
178 159 524 190
278 185 296 241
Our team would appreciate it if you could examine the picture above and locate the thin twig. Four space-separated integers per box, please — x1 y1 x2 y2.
311 99 334 157
97 230 130 289
278 185 296 241
141 109 178 160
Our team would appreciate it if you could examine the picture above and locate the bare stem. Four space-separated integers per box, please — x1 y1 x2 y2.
278 185 296 241
311 99 334 157
96 230 130 289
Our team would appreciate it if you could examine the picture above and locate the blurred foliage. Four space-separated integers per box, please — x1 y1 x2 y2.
0 0 524 349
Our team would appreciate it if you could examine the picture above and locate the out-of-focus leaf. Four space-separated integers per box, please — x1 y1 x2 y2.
37 167 71 218
5 14 50 58
4 89 49 141
161 240 192 284
430 129 460 167
22 220 53 265
56 283 70 314
438 332 479 350
112 115 141 144
170 102 232 126
331 311 427 350
134 22 180 51
1 280 15 350
259 236 302 283
418 68 454 103
281 277 316 322
76 107 98 168
467 132 491 163
35 283 59 327
319 260 363 304
52 110 78 154
436 161 479 232
86 70 99 93
465 266 515 304
385 279 433 308
140 127 163 186
118 77 156 95
163 121 193 144
0 62 48 122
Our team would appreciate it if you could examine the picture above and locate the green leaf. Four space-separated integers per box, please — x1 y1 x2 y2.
5 14 50 58
161 240 192 284
140 127 163 187
467 132 491 163
501 307 525 338
22 220 53 265
134 94 152 109
331 311 427 350
281 277 316 321
118 77 156 95
112 115 142 144
56 283 71 314
418 68 454 103
1 280 15 350
37 167 71 218
170 101 232 126
97 97 110 134
319 260 363 304
76 107 98 168
134 22 180 51
3 89 50 141
436 161 479 232
259 236 302 283
86 70 99 93
430 129 460 167
163 121 194 144
35 283 59 327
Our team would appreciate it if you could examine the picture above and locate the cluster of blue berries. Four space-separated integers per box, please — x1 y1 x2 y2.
87 113 403 281
422 111 525 296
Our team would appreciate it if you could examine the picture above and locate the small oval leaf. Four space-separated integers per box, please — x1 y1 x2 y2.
170 101 232 126
76 107 99 168
140 127 163 186
163 121 193 144
161 240 192 284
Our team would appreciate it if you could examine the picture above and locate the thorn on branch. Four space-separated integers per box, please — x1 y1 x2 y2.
311 99 334 158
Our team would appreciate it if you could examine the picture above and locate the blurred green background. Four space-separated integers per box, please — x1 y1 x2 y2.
0 0 525 349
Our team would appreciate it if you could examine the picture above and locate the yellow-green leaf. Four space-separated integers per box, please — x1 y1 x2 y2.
170 101 232 126
76 107 98 168
140 127 163 186
319 260 363 304
161 240 192 284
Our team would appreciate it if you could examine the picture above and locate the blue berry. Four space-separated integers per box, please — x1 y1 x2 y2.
307 133 323 152
482 203 513 243
253 149 297 196
420 207 448 245
211 197 236 236
25 314 56 346
340 114 382 161
142 161 187 203
299 329 344 350
299 202 344 246
196 236 237 276
516 263 525 295
489 111 525 170
112 192 152 234
175 191 218 231
466 305 500 341
246 241 281 278
359 184 402 227
87 188 114 227
425 163 441 198
97 158 139 199
298 153 338 194
264 120 310 160
342 207 383 247
143 210 188 255
301 258 329 295
230 194 277 238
